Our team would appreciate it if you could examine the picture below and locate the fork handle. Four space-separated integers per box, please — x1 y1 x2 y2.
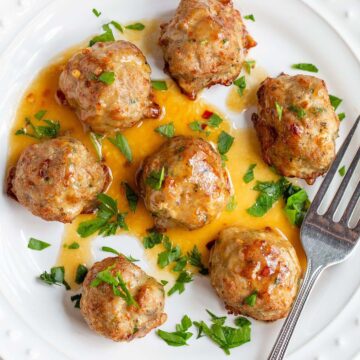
267 260 325 360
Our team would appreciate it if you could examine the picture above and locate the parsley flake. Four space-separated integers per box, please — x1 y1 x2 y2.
122 182 138 212
233 76 246 96
217 131 234 157
75 264 88 284
275 102 283 120
155 122 175 138
77 193 128 238
187 245 208 275
89 24 115 46
108 133 132 162
288 104 306 119
291 63 319 73
208 113 223 128
226 195 237 212
244 14 255 21
329 95 342 110
146 166 165 190
92 8 101 17
125 23 145 31
143 230 166 249
151 80 168 91
243 164 256 184
244 292 257 306
39 266 70 290
68 242 80 250
338 165 346 177
28 238 50 251
97 71 115 85
338 112 346 121
244 60 256 74
168 271 193 296
157 315 193 346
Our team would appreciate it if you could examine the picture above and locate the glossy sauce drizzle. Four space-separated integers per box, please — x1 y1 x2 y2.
6 20 304 288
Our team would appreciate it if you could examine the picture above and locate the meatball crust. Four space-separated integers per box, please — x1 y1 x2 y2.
138 136 231 230
159 0 256 99
9 137 108 223
81 256 167 341
59 41 160 134
252 74 340 184
209 227 301 321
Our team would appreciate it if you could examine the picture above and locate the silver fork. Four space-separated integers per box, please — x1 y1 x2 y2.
268 116 360 360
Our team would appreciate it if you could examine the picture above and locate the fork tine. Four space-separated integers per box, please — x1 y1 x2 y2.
341 180 360 226
310 116 360 211
325 146 360 218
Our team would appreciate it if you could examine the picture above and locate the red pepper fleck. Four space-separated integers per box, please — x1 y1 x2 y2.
202 110 213 119
201 123 208 130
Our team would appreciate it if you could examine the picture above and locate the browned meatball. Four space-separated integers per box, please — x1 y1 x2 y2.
9 137 108 223
81 256 167 341
138 136 231 230
59 41 160 134
209 227 301 321
159 0 256 99
252 74 340 184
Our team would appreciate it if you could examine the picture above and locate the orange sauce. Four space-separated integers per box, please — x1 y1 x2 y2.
6 21 304 288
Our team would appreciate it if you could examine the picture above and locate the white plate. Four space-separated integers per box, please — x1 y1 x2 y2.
0 0 359 359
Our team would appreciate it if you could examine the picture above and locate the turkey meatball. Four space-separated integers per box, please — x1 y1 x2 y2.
8 137 109 223
159 0 256 99
59 41 160 134
81 256 167 341
209 227 301 321
252 74 340 184
138 136 231 230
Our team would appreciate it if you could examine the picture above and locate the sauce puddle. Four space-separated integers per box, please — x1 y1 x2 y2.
6 20 305 288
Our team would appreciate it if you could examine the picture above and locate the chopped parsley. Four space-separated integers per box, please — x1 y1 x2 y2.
125 255 139 263
101 246 120 255
194 310 251 355
338 112 346 121
157 315 193 346
71 294 82 308
94 71 115 85
89 23 115 46
275 102 283 120
243 164 256 184
15 111 60 139
109 20 123 33
77 193 128 238
67 242 80 250
157 237 181 269
189 120 210 136
226 195 237 212
187 245 208 275
329 95 342 110
122 182 138 212
89 132 104 161
151 80 168 91
160 280 169 286
247 177 289 217
291 63 319 73
146 166 165 190
168 271 193 296
108 133 132 162
244 60 256 74
217 131 234 161
208 113 223 128
39 266 70 290
288 105 306 119
155 122 175 138
28 238 50 251
75 264 88 284
34 110 47 120
92 8 101 17
244 14 255 21
283 184 310 226
233 76 246 96
338 165 346 177
244 292 257 306
143 230 166 249
125 22 145 31
91 265 138 307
